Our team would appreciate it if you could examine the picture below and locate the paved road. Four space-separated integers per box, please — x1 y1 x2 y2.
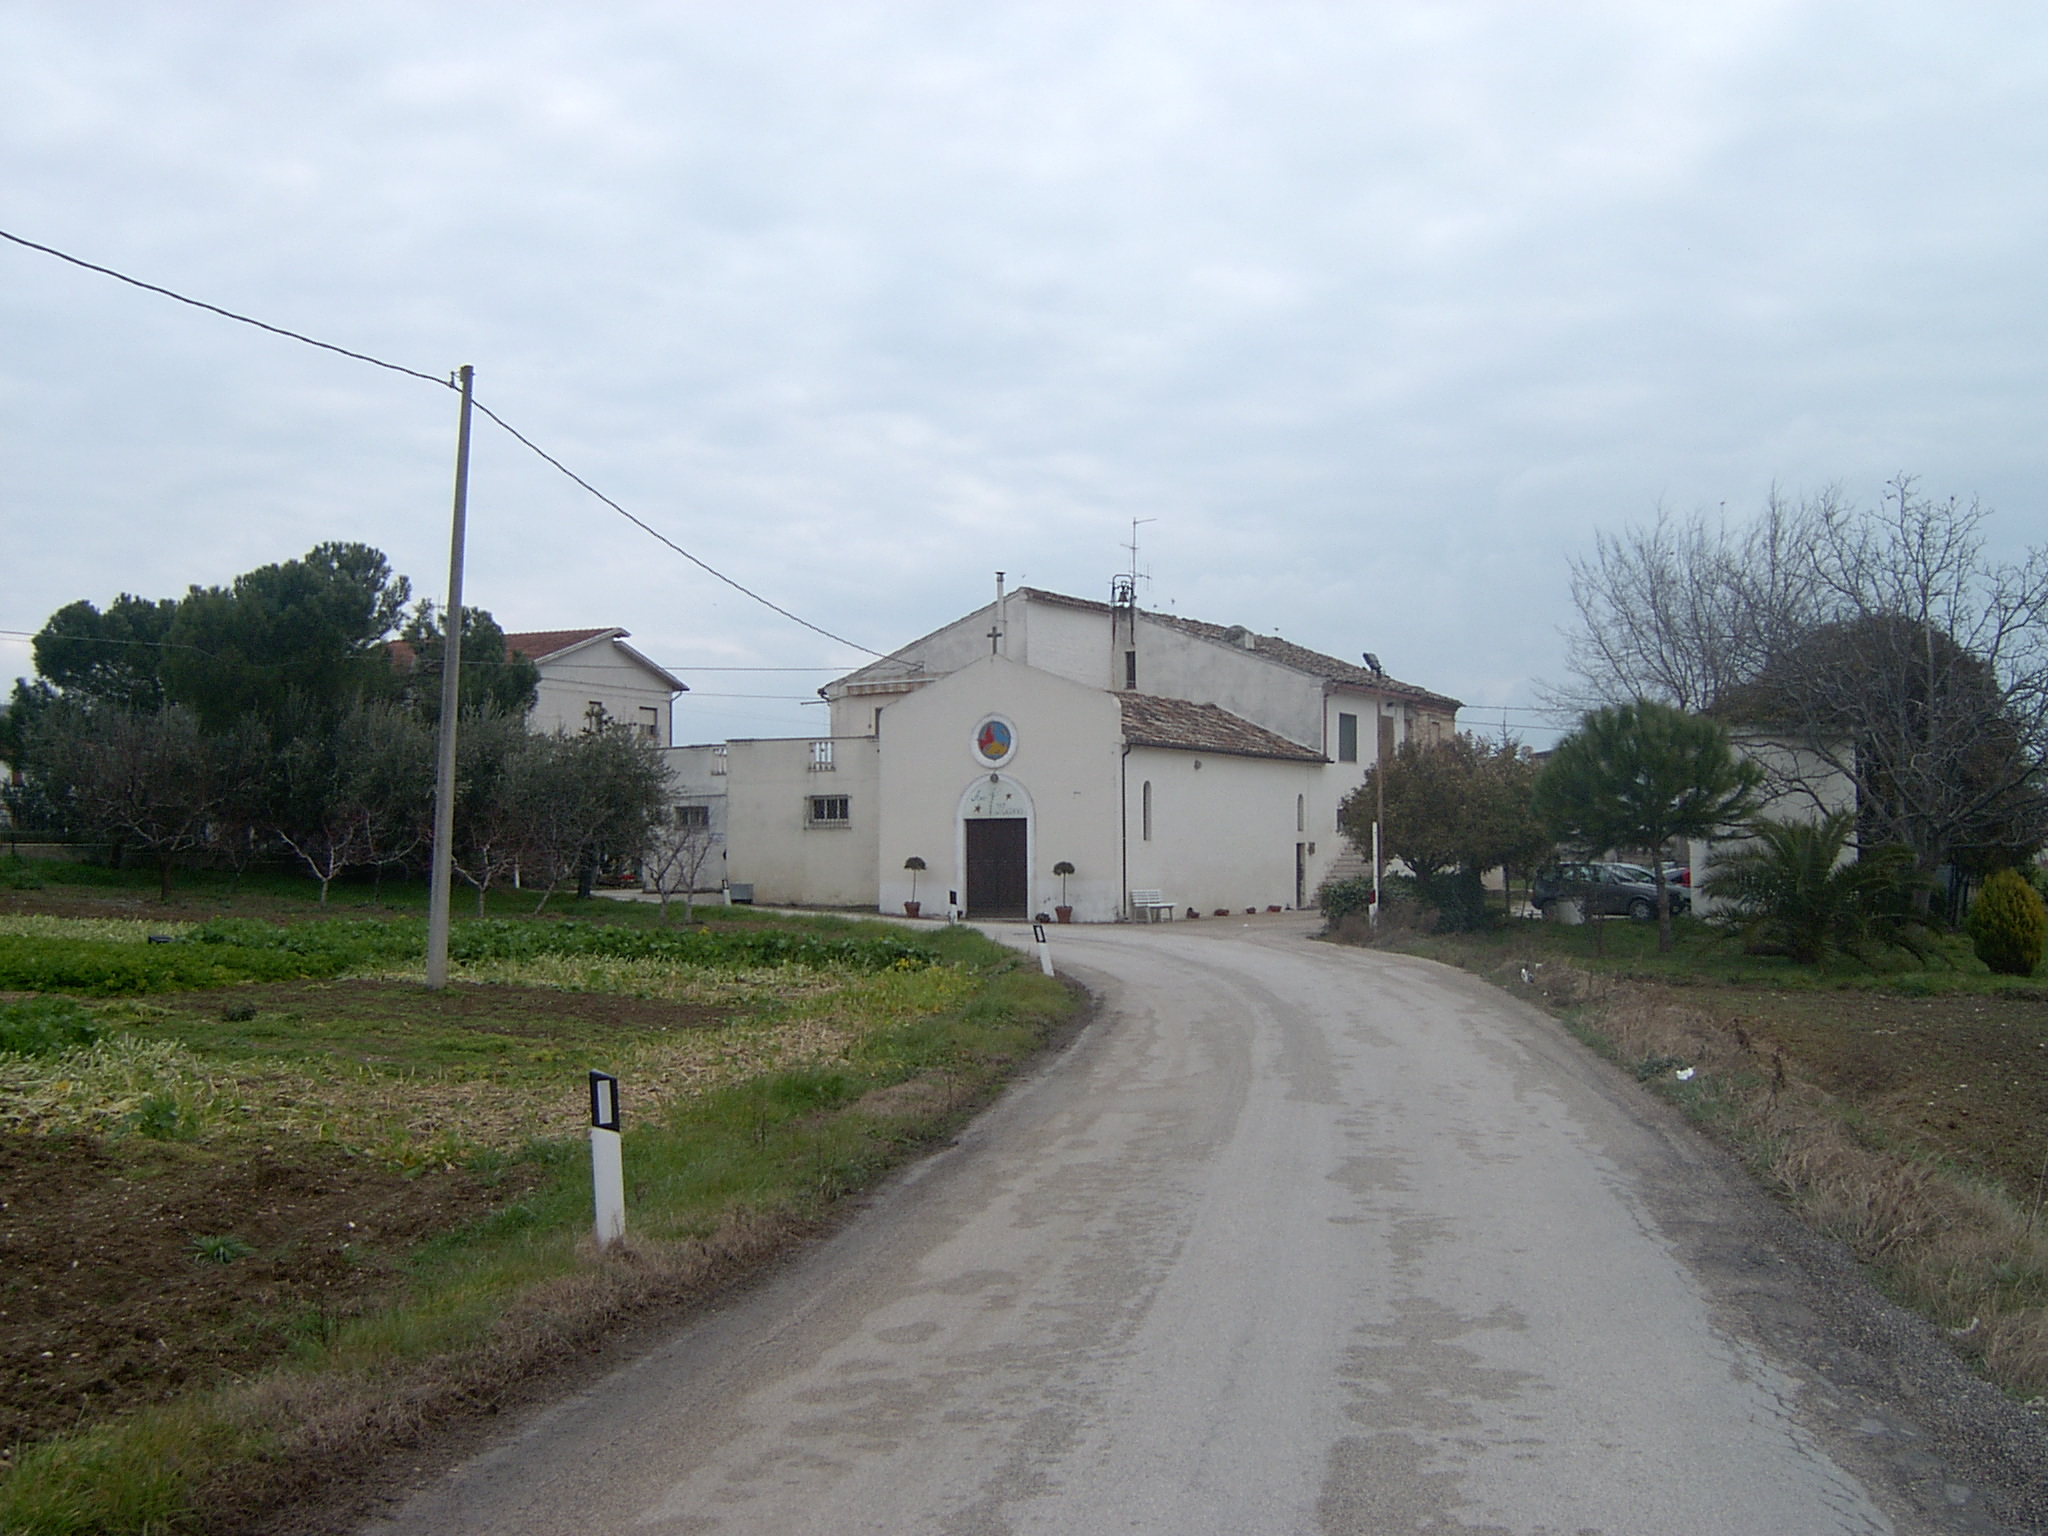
364 915 2017 1535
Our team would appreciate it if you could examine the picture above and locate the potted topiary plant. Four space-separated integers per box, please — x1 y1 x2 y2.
903 856 927 918
1053 861 1076 923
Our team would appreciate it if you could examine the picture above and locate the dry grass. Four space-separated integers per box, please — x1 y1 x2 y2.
1496 955 2048 1399
191 1207 809 1535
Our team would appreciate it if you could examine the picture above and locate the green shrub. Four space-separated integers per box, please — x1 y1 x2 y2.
1318 876 1377 924
0 934 308 995
1417 868 1495 933
0 997 104 1056
0 856 46 891
1966 867 2047 977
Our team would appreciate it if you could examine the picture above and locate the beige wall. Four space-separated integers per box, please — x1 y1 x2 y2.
722 736 878 906
877 656 1126 921
531 640 675 745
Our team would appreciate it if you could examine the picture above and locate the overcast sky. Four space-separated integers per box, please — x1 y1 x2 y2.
4 3 2045 745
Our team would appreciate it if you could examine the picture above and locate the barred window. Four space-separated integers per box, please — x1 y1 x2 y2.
808 795 850 825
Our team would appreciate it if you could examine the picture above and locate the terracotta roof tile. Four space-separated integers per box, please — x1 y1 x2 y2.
1119 693 1326 762
502 628 622 662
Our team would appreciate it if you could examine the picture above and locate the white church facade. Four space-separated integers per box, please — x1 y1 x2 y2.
664 584 1459 921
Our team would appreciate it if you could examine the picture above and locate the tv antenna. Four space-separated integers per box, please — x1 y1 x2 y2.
1123 517 1156 594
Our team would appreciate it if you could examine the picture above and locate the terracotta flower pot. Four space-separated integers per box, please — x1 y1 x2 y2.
1055 906 1073 923
903 901 921 918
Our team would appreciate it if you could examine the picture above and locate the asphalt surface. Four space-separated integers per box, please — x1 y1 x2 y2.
362 914 2043 1535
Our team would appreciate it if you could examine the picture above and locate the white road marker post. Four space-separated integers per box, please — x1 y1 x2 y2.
1370 821 1382 932
1032 921 1055 977
589 1070 625 1251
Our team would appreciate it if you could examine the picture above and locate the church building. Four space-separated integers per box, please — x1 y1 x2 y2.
664 582 1459 921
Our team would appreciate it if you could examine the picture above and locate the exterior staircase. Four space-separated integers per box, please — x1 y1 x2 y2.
1318 838 1373 895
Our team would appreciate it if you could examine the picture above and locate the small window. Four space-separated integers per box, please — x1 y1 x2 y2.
1124 650 1137 689
810 739 835 771
674 804 710 828
711 746 728 776
1142 780 1153 841
585 700 607 729
1297 794 1305 833
639 705 660 740
808 795 850 825
1337 712 1358 763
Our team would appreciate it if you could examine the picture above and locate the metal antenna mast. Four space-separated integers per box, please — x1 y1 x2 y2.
1123 517 1156 594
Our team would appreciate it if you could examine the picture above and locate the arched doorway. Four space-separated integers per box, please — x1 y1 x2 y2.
959 776 1031 920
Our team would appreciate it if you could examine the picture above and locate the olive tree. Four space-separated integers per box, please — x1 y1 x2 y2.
1340 733 1547 929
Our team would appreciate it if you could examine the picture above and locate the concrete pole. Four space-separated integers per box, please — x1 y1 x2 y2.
426 365 474 990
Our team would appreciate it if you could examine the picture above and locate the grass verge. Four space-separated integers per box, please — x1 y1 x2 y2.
0 910 1073 1535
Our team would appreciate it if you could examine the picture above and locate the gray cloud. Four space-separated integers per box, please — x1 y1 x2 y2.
4 2 2045 742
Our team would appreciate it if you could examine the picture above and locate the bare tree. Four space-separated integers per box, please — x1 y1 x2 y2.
1559 477 2048 891
1557 490 1828 714
644 804 721 923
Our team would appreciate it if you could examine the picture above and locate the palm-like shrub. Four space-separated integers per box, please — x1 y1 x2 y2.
1966 867 2047 976
1700 812 1930 966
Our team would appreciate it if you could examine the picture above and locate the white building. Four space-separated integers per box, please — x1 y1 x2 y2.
666 585 1458 921
503 628 688 745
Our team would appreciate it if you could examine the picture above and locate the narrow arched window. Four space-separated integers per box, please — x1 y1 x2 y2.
1142 780 1153 841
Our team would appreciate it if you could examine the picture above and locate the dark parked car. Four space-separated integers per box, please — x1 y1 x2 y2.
1532 861 1690 920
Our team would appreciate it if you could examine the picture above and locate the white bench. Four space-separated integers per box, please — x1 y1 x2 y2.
1130 889 1177 922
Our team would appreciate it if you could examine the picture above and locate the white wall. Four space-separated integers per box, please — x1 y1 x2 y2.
723 736 879 906
1012 598 1116 689
1688 734 1858 918
1133 618 1326 746
531 640 675 744
1124 746 1322 916
877 656 1126 921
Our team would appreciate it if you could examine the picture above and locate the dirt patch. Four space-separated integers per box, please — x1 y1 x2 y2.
0 1133 540 1461
1688 987 2048 1196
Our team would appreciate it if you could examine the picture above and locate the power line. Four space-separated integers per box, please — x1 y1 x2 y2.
0 228 449 389
467 400 886 659
0 226 886 660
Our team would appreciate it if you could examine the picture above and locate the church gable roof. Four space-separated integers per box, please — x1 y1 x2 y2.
1120 693 1327 762
1015 589 1460 712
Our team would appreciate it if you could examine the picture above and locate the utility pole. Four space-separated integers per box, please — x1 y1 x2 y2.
1373 700 1386 930
426 364 474 990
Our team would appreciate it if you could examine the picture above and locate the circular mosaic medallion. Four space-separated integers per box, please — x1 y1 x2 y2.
973 715 1016 766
